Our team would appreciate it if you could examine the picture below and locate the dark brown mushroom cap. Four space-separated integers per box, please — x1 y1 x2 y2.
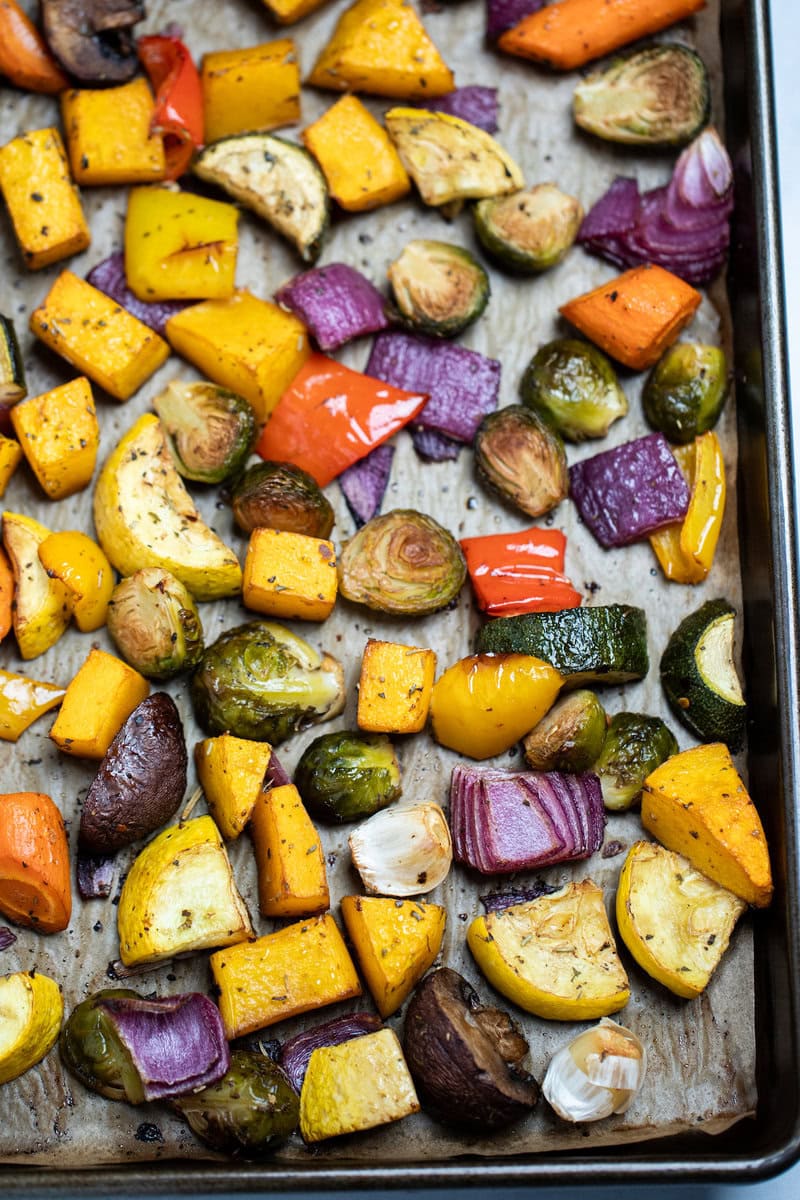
403 967 539 1130
42 0 144 83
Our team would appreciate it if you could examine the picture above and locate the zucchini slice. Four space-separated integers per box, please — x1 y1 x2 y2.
194 134 329 264
660 598 746 750
0 314 26 409
475 604 648 688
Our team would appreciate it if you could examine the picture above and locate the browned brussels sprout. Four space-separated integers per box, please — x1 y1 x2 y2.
642 344 730 444
295 732 402 823
60 989 146 1103
106 568 204 680
523 690 608 773
388 240 489 338
338 509 466 615
520 338 627 442
594 712 678 811
152 381 255 484
474 405 568 518
474 185 583 273
231 461 334 538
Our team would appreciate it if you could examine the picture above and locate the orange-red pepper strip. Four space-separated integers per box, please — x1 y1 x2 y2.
257 352 428 487
0 0 68 94
138 34 204 181
460 527 582 616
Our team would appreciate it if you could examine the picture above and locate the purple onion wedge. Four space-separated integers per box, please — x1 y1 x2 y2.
87 253 188 336
577 177 639 241
264 752 291 789
411 86 499 134
569 433 690 549
77 853 116 900
275 263 389 351
411 427 462 462
486 0 544 41
0 926 17 951
481 883 557 913
339 444 395 527
278 1012 383 1093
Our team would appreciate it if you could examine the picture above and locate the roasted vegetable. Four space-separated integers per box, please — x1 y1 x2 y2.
0 127 90 271
0 668 65 743
474 185 583 273
294 732 402 824
0 792 71 934
474 405 568 519
0 315 25 411
519 338 627 442
79 693 187 855
201 40 301 143
87 252 186 335
59 988 143 1101
302 95 411 213
357 639 436 735
642 743 773 908
388 240 489 338
660 599 746 749
349 803 452 896
125 186 239 302
342 895 445 1017
232 462 334 539
275 262 389 352
37 530 114 634
138 33 204 181
2 511 71 660
403 968 539 1130
642 343 730 444
152 381 255 485
338 509 466 616
0 437 22 498
279 1013 384 1094
0 0 68 94
42 0 142 83
49 647 149 759
522 690 608 773
11 375 99 501
172 1050 300 1156
243 528 338 622
194 134 329 264
340 445 395 529
195 734 272 841
616 840 747 999
650 434 726 584
573 44 710 147
467 881 630 1020
251 783 330 918
61 78 166 187
0 971 63 1086
542 1019 646 1123
190 620 345 744
107 569 204 681
593 712 677 811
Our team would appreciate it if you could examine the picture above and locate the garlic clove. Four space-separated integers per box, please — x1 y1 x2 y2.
542 1018 646 1123
348 802 452 897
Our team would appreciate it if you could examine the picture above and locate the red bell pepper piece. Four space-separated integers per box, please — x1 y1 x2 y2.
256 352 428 487
460 527 582 616
138 33 204 181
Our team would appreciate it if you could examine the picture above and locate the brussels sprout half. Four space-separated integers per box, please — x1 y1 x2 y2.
523 690 608 773
60 989 144 1103
388 240 489 338
152 381 255 484
231 461 335 539
107 568 204 681
474 405 568 519
295 732 402 824
593 712 678 811
474 185 583 274
642 343 730 444
520 338 628 442
573 44 711 148
190 620 345 744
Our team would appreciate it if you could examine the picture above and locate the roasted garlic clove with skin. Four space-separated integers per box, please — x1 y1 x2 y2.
349 803 452 897
542 1018 646 1123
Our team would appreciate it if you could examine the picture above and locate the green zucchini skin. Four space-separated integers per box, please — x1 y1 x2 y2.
0 313 26 409
660 598 746 751
475 604 648 688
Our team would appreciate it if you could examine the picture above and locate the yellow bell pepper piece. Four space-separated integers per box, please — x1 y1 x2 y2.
650 433 726 583
1 512 71 660
0 436 23 498
0 128 90 270
202 41 301 142
11 377 99 501
49 647 149 759
0 971 63 1085
0 669 65 742
37 531 114 633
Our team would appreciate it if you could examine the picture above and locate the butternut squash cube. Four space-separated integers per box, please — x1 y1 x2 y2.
210 912 361 1039
125 187 239 303
202 41 301 142
0 127 90 270
642 743 773 908
166 290 309 427
29 272 169 402
300 1028 420 1142
261 0 327 23
49 647 149 759
11 376 98 500
0 436 23 497
61 79 166 186
341 894 445 1017
195 733 273 840
307 0 454 99
251 783 329 917
243 528 337 621
302 96 410 213
357 638 436 734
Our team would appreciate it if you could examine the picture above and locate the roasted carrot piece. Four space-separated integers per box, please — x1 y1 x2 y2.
498 0 706 72
0 792 71 933
0 0 69 94
0 546 12 642
559 265 701 371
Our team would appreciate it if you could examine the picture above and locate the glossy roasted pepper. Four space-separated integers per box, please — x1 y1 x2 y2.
138 34 204 180
460 526 582 617
650 432 726 584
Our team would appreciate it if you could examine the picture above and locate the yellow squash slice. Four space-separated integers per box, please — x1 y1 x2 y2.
1 512 71 660
0 971 63 1085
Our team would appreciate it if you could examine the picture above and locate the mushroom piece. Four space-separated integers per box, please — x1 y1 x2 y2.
42 0 144 84
403 968 539 1130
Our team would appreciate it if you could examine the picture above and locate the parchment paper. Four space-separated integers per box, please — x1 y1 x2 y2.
0 0 756 1168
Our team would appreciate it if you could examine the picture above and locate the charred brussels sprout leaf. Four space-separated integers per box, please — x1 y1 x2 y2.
475 405 568 519
107 568 204 680
520 339 627 442
231 461 334 539
388 240 489 338
573 44 711 147
295 732 402 824
60 989 144 1103
190 620 345 744
642 344 730 444
593 712 678 811
172 1050 299 1156
474 185 583 273
338 509 466 616
523 690 608 773
152 382 255 484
